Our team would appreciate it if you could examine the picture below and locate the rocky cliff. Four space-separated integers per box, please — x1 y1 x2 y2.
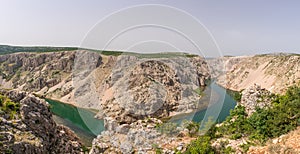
208 53 300 94
0 51 75 99
0 89 83 154
0 51 210 121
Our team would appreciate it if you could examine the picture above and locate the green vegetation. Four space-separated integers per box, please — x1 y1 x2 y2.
95 50 199 58
194 88 203 97
0 94 20 119
184 117 219 153
182 120 200 137
239 143 253 153
0 45 78 55
98 50 125 56
152 144 163 154
132 52 198 59
5 149 13 154
185 84 300 153
81 146 90 153
52 70 60 76
220 85 300 143
0 45 200 60
185 134 215 154
226 89 242 102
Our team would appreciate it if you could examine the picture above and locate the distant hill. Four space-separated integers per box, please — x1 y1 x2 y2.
0 45 78 55
0 45 199 58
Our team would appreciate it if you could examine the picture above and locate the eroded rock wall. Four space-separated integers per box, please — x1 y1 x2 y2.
0 89 83 154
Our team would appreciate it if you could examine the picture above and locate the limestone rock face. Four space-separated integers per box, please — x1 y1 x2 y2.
240 84 275 116
0 51 105 108
0 51 76 93
0 51 211 117
0 89 83 154
98 55 210 124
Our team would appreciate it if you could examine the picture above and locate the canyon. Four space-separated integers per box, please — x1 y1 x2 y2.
0 48 299 153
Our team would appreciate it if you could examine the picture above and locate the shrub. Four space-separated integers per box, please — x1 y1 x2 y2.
230 133 242 140
185 135 215 154
182 120 200 137
0 95 4 106
240 143 252 153
0 94 20 120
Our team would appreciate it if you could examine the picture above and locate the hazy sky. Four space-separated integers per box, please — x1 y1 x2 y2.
0 0 299 57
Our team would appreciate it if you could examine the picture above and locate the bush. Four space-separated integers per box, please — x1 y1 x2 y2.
6 101 16 110
230 133 242 140
185 135 215 154
182 120 200 137
0 95 4 106
5 101 20 112
0 94 20 119
247 85 300 141
240 143 252 153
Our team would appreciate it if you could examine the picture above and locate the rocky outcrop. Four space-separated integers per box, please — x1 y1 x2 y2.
96 56 210 124
240 84 275 116
0 89 83 154
212 137 249 154
90 117 194 154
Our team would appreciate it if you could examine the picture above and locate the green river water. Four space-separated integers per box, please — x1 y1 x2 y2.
46 82 237 146
46 99 104 145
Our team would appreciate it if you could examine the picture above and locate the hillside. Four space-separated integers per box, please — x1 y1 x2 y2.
248 126 300 154
208 53 300 94
185 83 300 154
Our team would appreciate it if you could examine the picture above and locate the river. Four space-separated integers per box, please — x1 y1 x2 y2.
46 99 104 146
46 82 237 146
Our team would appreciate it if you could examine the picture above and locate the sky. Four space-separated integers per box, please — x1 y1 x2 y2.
0 0 299 57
